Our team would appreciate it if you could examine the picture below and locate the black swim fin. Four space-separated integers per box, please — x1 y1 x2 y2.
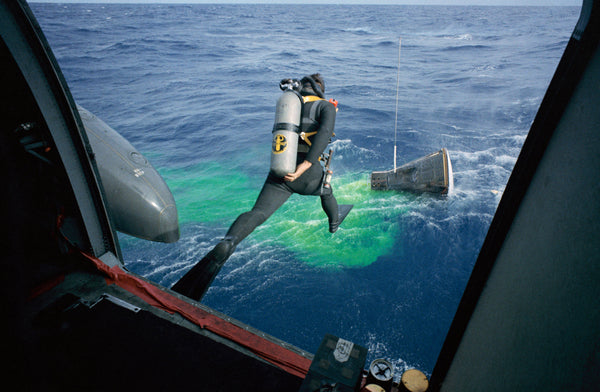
329 204 353 233
171 238 236 301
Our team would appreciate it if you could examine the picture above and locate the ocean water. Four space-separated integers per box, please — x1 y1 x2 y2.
31 2 579 376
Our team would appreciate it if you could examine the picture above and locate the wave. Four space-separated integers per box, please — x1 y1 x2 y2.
438 33 473 41
342 26 376 36
441 44 493 52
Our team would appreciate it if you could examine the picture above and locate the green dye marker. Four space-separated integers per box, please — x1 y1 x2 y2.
161 162 408 267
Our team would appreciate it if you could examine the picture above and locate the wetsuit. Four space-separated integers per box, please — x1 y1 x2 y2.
172 79 341 300
224 89 339 243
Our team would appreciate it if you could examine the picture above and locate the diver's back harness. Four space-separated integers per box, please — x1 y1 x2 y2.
297 95 338 155
298 95 338 192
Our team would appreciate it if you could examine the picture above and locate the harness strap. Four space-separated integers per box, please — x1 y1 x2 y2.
303 95 339 111
298 95 337 152
302 95 324 103
300 130 318 146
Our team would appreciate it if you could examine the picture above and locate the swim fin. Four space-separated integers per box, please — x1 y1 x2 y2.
329 204 353 233
171 238 236 301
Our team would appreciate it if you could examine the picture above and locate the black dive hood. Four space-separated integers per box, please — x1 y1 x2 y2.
301 75 325 98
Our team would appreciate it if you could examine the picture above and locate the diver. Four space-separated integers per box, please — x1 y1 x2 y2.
172 73 352 301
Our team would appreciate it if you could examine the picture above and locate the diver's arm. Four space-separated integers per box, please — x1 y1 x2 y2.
284 160 312 182
285 100 336 182
305 101 336 164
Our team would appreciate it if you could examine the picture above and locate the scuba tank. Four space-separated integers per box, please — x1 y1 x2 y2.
270 79 303 177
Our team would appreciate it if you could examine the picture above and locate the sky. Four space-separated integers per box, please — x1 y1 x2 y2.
29 0 583 6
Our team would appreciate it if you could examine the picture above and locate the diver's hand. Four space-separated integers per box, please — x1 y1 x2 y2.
284 160 312 182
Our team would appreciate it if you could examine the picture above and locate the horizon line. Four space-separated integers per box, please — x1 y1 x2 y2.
27 0 583 6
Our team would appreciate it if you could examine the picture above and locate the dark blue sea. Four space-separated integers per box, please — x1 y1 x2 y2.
31 2 579 376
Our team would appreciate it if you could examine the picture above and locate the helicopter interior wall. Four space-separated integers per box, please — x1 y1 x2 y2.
27 293 304 391
436 12 600 392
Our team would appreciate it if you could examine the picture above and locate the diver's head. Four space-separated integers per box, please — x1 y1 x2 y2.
301 73 325 98
309 73 325 93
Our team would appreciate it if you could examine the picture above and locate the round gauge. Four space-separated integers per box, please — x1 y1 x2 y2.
369 358 394 382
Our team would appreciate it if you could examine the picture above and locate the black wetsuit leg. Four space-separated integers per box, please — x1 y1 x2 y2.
172 164 338 301
171 178 292 301
284 157 339 224
225 178 292 245
320 186 339 224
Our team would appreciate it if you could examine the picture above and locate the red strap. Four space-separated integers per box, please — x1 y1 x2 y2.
29 274 65 300
80 251 311 378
